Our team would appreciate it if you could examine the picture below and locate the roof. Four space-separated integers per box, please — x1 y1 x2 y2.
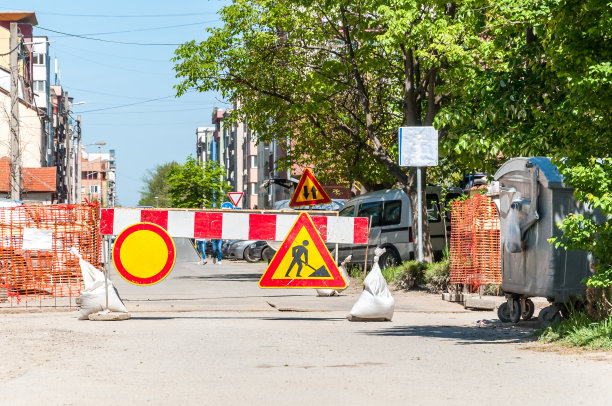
0 11 37 25
0 157 56 192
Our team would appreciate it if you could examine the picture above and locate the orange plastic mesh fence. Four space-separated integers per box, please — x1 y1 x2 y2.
0 203 101 306
449 194 501 286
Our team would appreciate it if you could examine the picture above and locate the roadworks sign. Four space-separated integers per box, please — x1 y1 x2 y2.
259 212 347 289
112 222 176 285
289 168 332 207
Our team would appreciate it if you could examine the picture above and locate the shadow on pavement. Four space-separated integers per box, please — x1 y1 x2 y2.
362 321 539 344
129 315 345 322
176 273 262 281
123 294 306 302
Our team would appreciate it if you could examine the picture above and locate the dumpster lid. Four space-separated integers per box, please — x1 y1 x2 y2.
494 157 565 188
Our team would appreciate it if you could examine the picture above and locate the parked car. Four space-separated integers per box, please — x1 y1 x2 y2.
227 240 258 261
222 240 240 259
244 240 275 262
336 186 464 269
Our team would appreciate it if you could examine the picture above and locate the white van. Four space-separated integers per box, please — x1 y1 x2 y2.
336 186 463 269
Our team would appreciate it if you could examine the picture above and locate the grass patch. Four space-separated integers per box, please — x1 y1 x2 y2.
538 312 612 351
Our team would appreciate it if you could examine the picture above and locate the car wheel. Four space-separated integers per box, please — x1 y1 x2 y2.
379 249 400 270
244 246 259 263
261 247 274 263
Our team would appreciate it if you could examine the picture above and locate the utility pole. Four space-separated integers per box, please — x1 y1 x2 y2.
65 96 74 204
76 115 82 203
9 22 21 200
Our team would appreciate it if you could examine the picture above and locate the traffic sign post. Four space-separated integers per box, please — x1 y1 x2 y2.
289 168 332 208
259 212 347 289
227 192 244 207
398 126 438 262
112 222 176 285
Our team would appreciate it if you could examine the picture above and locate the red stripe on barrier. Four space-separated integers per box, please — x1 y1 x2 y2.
100 208 114 235
311 216 328 241
248 214 276 240
194 212 223 239
353 217 369 244
141 210 169 229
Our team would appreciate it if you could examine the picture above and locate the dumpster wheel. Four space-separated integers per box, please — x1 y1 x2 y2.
522 298 535 321
497 302 511 323
508 297 521 323
538 306 562 325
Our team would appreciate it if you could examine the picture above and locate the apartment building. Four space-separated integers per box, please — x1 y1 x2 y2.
81 149 116 207
0 12 87 204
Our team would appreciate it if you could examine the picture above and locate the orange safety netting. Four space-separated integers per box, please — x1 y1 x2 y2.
0 203 100 306
449 194 501 286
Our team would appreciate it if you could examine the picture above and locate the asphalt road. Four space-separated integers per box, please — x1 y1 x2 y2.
0 260 611 405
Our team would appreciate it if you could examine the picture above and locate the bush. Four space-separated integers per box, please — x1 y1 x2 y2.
424 259 450 293
393 261 427 290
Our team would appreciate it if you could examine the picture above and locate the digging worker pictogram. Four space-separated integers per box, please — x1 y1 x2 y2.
285 240 309 277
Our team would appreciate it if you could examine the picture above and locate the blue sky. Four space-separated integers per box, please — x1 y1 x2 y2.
3 0 231 206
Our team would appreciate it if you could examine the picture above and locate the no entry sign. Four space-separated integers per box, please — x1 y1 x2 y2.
112 222 176 285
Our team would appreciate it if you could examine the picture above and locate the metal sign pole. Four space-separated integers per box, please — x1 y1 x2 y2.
102 235 109 311
417 167 423 263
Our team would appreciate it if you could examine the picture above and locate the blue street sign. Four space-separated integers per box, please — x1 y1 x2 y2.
221 202 235 210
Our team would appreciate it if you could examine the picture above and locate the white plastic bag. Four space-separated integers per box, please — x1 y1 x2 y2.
316 255 351 296
505 206 523 253
70 247 128 320
348 248 394 321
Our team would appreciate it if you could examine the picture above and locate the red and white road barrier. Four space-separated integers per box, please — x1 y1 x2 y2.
100 208 368 244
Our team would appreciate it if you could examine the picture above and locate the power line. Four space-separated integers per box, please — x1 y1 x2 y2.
51 20 219 37
36 26 183 46
24 10 221 18
73 95 183 113
0 43 20 56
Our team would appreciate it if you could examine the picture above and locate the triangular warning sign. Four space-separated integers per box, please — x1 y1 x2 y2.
227 192 243 207
259 212 347 289
289 168 332 207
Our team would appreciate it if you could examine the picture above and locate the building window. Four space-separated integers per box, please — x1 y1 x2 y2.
250 156 257 168
250 182 258 195
90 185 99 194
33 80 46 92
32 53 45 65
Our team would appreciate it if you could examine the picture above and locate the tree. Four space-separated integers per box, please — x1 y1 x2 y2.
441 0 611 173
167 156 232 209
138 162 178 207
174 0 491 261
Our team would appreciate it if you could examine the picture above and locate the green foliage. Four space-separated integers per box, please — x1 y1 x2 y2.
173 0 490 190
550 159 612 291
138 162 178 207
538 312 612 351
385 260 427 290
441 0 612 174
424 259 450 293
167 156 232 209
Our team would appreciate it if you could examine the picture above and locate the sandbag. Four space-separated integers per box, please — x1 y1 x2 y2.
316 255 351 296
348 248 394 321
70 247 128 320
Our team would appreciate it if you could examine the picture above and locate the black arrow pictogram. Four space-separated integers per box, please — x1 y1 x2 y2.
303 186 309 199
311 186 317 199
